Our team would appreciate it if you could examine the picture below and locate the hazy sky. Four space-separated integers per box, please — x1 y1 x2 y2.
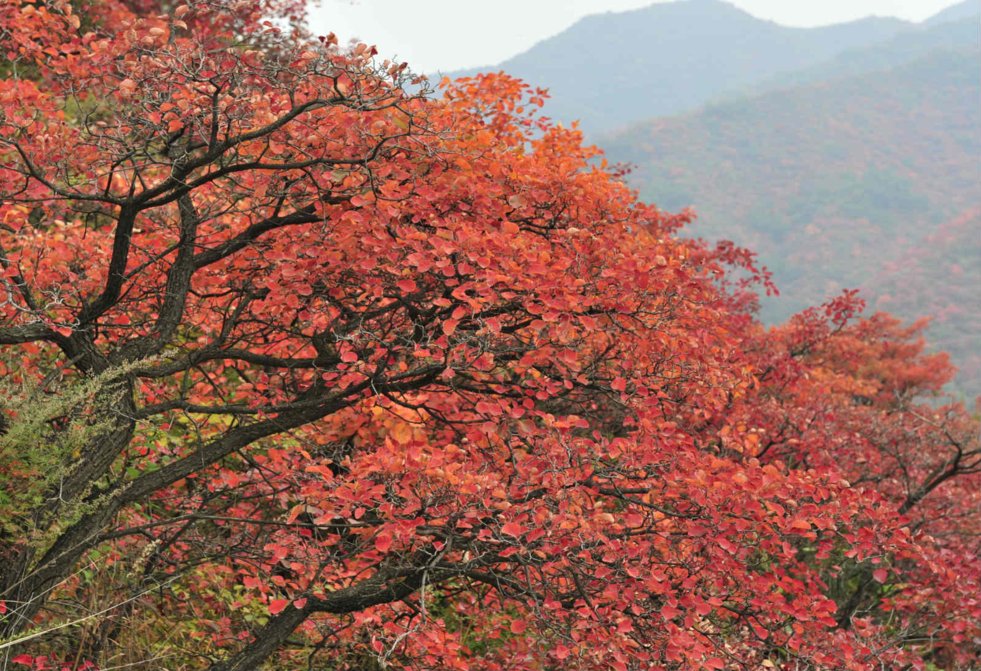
307 0 966 73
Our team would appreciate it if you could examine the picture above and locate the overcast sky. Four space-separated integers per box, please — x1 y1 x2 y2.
307 0 966 73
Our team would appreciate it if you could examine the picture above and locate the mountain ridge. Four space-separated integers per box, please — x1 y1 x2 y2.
707 15 979 103
442 0 919 133
924 0 980 25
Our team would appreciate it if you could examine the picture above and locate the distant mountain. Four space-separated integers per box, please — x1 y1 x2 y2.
716 15 979 98
600 47 981 394
924 0 980 25
443 0 913 133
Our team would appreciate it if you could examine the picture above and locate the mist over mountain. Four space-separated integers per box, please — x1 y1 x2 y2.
924 0 980 25
714 13 979 99
445 0 921 133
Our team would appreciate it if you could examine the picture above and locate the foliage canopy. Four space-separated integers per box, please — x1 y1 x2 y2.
0 1 978 670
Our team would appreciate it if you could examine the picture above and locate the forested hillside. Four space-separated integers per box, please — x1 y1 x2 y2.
602 45 981 395
872 209 981 396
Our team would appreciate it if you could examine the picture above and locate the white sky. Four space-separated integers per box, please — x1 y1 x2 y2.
308 0 966 73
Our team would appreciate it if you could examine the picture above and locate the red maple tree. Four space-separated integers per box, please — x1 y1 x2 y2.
0 1 977 669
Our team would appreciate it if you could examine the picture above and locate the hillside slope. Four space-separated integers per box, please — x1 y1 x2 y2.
871 209 981 398
601 48 981 395
924 0 980 25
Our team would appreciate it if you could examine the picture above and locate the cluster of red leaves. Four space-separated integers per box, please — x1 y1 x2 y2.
0 2 978 670
10 655 97 671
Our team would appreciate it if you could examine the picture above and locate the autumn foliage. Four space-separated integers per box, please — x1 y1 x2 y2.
0 1 978 670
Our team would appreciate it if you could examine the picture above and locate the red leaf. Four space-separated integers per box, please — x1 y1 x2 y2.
501 521 524 538
873 568 888 583
268 598 289 615
790 518 812 531
375 531 393 553
441 319 459 336
510 619 527 634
